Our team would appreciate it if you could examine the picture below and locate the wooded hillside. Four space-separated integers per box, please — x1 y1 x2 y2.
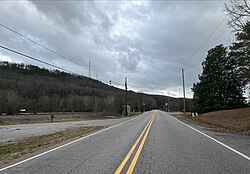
0 61 191 114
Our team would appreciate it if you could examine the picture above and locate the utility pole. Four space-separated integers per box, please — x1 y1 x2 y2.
125 77 128 116
96 73 97 80
167 95 169 112
88 61 91 78
182 67 186 114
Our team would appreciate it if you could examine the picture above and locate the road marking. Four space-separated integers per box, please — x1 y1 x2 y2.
115 114 154 174
126 113 155 174
169 114 250 161
0 113 146 172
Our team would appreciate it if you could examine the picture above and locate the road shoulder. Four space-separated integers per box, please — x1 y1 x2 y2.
169 112 250 157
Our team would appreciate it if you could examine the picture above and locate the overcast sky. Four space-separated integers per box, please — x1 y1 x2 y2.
0 0 234 98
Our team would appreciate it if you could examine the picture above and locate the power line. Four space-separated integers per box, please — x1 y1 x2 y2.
210 28 230 46
0 45 125 88
0 45 75 74
112 81 123 86
187 27 231 70
0 23 88 70
0 23 123 86
184 18 225 66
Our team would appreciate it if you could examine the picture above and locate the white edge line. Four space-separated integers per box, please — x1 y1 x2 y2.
169 114 250 161
0 114 144 172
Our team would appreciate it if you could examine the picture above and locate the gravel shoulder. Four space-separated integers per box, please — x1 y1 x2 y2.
0 117 132 145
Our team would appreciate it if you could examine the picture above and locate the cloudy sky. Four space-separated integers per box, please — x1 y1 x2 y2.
0 0 234 98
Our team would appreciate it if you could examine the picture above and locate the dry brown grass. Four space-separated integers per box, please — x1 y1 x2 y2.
173 107 250 135
195 107 250 134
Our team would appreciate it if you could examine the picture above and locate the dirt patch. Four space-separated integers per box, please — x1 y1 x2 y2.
171 107 250 135
0 126 104 166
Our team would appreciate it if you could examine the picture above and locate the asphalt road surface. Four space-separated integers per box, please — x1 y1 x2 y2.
1 110 250 174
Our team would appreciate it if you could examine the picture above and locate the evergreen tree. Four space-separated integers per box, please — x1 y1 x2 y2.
229 22 250 84
192 44 246 113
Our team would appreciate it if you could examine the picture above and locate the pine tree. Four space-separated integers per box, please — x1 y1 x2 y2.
229 22 250 84
192 44 246 113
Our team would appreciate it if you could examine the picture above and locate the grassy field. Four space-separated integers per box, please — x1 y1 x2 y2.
0 126 104 166
172 107 250 135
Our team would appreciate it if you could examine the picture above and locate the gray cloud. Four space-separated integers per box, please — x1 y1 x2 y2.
0 0 232 98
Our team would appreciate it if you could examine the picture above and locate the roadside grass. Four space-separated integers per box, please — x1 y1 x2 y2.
171 107 250 135
0 117 98 125
1 111 99 116
0 126 104 166
0 113 139 126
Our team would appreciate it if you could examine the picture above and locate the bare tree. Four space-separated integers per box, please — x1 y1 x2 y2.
5 90 20 114
105 96 115 112
225 0 250 31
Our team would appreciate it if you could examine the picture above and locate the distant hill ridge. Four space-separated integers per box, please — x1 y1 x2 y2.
0 61 192 114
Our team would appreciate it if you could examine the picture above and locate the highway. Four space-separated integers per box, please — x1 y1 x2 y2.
1 110 250 174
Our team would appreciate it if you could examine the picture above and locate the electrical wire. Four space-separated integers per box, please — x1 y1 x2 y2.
0 23 123 86
190 27 231 66
0 45 76 74
0 24 87 70
0 45 125 89
183 18 225 66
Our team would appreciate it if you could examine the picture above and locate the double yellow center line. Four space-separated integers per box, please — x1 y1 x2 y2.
115 112 156 174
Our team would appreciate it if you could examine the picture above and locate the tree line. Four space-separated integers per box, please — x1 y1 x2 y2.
0 61 191 115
